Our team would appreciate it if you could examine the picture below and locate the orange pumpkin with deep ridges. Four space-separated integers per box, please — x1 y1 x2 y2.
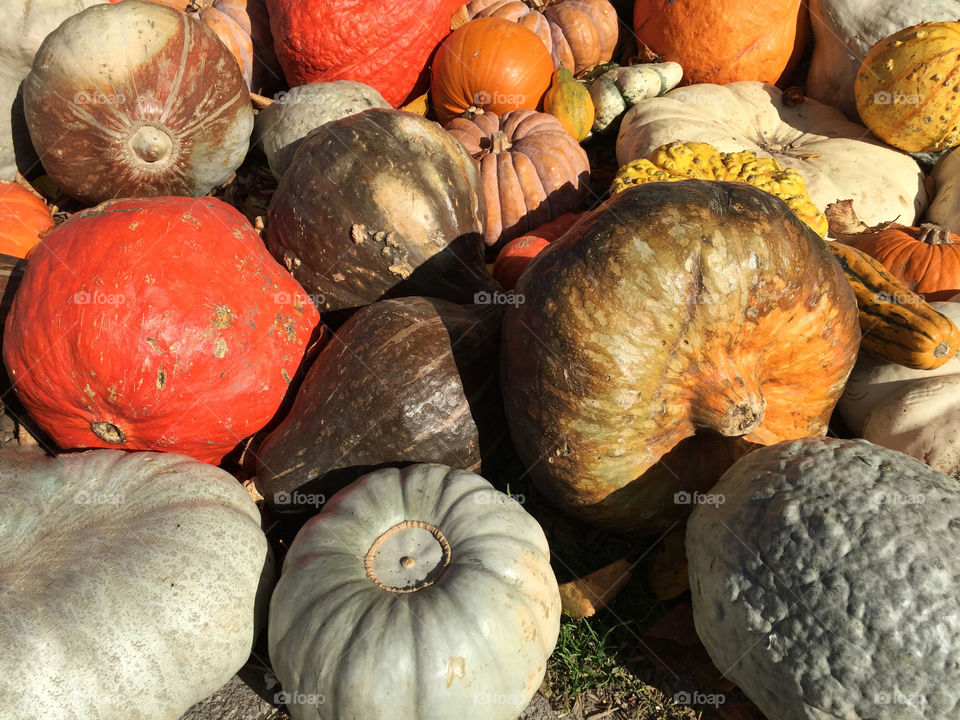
0 182 53 258
2 196 321 464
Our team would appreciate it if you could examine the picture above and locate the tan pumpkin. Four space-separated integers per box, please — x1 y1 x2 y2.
465 0 618 76
445 109 589 251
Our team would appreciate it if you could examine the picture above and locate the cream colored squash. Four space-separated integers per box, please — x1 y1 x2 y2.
924 146 960 233
807 0 960 120
616 81 927 228
838 297 960 435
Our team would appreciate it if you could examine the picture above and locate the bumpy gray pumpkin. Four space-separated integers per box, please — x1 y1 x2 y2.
0 448 274 720
269 463 560 720
255 81 389 178
688 437 960 720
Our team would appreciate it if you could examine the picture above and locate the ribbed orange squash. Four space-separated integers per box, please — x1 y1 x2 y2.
0 182 53 258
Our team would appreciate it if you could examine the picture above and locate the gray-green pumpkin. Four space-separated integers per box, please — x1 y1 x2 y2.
687 436 960 720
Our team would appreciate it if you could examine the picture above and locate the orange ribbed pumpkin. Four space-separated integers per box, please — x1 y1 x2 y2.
0 182 54 259
431 17 555 125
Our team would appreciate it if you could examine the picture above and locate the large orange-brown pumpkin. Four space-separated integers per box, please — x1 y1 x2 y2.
501 180 860 534
431 17 555 125
0 182 53 259
465 0 618 76
445 109 589 251
632 0 808 85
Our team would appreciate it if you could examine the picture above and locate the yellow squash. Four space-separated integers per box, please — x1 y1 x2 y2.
543 68 595 142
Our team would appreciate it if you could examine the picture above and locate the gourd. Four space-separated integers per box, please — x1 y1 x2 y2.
587 62 682 134
855 21 960 153
256 298 506 511
616 81 927 227
0 448 274 720
3 196 321 465
264 108 495 316
267 0 463 107
253 81 389 178
543 68 594 141
22 0 253 204
444 109 589 252
268 463 561 720
492 212 582 290
688 436 960 720
501 180 860 534
0 181 53 258
431 17 555 125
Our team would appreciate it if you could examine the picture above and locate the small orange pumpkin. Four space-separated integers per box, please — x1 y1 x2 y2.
431 17 555 125
493 212 581 289
0 182 54 258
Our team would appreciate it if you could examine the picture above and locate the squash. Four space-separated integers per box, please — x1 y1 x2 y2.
925 145 960 233
588 61 682 134
0 0 107 181
256 297 506 512
253 81 389 179
855 21 960 153
501 180 860 534
464 0 618 76
492 212 582 290
22 0 253 204
612 141 828 236
268 463 560 720
616 81 928 227
825 240 960 370
0 181 53 258
431 17 555 125
3 196 321 465
445 109 589 252
264 108 495 317
688 436 960 719
543 68 594 141
632 0 808 85
807 0 960 120
267 0 462 107
1 448 273 720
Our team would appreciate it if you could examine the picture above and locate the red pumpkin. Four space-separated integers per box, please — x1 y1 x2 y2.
0 182 54 259
267 0 462 107
3 197 321 464
493 212 582 289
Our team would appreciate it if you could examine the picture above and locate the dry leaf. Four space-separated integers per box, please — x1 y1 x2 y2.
558 558 634 618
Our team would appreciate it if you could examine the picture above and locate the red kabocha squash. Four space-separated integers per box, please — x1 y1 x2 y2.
633 0 808 85
465 0 618 76
431 17 555 124
267 0 462 107
0 182 53 259
3 196 321 465
445 109 589 251
23 1 253 204
493 212 582 289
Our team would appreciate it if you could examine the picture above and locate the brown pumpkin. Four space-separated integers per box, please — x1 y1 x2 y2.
445 109 589 252
501 180 860 534
466 0 619 76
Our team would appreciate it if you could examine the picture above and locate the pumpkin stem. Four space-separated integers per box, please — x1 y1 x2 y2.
692 392 766 438
491 131 513 154
917 223 954 245
128 125 174 167
91 421 125 444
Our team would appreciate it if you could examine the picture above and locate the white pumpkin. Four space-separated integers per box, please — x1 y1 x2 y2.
838 298 960 435
0 448 274 720
806 0 960 120
924 146 960 233
616 81 927 228
0 0 106 180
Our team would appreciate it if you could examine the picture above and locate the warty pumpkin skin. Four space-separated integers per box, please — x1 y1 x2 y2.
445 109 589 252
23 1 253 204
256 297 506 513
3 196 321 465
0 181 53 258
501 180 860 534
265 108 496 317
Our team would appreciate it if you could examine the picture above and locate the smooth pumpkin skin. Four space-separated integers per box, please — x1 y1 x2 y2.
3 196 321 465
501 180 860 534
267 0 462 107
492 211 582 289
23 1 253 204
268 463 560 720
431 17 555 125
632 0 808 85
0 181 53 258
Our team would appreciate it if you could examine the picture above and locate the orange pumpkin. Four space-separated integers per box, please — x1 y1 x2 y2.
493 212 581 289
632 0 809 85
0 182 54 258
431 17 555 125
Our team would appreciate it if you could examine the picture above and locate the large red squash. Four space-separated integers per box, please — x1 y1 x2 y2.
0 182 53 258
3 197 321 464
267 0 462 107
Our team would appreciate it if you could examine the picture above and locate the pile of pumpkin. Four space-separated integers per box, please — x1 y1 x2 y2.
1 0 960 719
